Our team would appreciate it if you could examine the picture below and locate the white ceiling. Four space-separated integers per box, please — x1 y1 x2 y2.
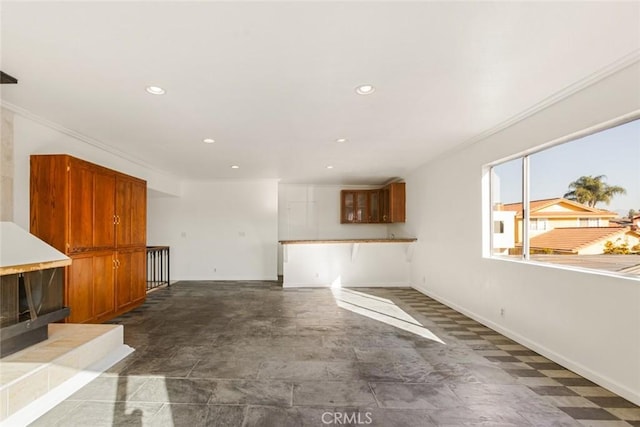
2 1 639 184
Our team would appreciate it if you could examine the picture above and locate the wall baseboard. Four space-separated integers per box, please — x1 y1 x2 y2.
411 282 640 406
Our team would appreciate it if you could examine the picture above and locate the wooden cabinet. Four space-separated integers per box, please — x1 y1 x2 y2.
92 251 116 320
340 183 405 224
342 191 365 223
66 253 94 323
368 190 380 223
67 164 117 252
94 170 116 249
341 190 382 223
131 182 147 246
382 182 406 223
67 250 115 323
116 178 146 247
68 162 94 252
115 247 146 311
31 154 147 324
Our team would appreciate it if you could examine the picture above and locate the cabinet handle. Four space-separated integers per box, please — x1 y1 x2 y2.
113 215 117 225
117 259 121 268
113 259 117 269
117 215 121 224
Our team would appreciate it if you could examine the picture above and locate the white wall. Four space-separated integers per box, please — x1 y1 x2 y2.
11 112 182 230
392 62 640 404
11 111 278 282
148 179 279 281
277 184 391 274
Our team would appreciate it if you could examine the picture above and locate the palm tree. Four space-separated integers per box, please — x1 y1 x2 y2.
563 175 626 208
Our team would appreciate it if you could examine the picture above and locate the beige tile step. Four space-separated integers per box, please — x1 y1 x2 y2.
0 323 133 426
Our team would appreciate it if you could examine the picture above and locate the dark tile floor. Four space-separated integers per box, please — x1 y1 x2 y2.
30 282 640 426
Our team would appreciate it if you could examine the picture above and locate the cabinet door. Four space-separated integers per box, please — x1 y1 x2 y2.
130 181 147 247
115 178 132 247
67 253 94 323
94 171 116 248
115 249 132 310
30 155 69 253
356 192 367 222
130 248 147 303
341 191 355 223
115 248 146 310
93 251 116 320
116 178 146 247
368 190 380 223
388 183 406 223
380 187 390 223
68 164 94 252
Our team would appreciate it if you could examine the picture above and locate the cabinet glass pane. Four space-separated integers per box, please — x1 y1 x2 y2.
344 193 354 222
370 191 379 222
356 193 367 221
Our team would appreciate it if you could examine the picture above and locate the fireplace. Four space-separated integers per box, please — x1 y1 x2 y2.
0 222 71 357
0 268 69 357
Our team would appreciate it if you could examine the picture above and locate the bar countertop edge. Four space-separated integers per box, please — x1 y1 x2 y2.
279 238 417 244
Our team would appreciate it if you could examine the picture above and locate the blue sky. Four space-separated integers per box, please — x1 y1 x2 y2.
495 119 640 214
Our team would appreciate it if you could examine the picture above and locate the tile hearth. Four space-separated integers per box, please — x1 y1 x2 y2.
29 282 640 426
1 323 131 425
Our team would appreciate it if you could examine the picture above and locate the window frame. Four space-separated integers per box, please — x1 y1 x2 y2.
486 111 640 280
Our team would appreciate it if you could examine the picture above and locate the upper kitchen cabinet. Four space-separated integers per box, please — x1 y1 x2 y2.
341 190 370 223
381 182 406 223
340 183 405 224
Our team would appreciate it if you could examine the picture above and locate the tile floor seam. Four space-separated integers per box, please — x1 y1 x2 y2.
289 382 294 407
366 382 383 408
240 405 250 427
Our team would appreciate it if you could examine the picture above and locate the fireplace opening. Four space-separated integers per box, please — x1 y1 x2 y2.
18 269 62 322
0 267 69 357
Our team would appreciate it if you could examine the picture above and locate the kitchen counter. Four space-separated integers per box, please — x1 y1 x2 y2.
279 238 417 244
280 237 417 288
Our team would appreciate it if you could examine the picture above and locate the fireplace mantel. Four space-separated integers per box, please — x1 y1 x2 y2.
0 222 70 276
1 221 71 357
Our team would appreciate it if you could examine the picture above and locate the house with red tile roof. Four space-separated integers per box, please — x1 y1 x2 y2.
499 198 619 245
528 226 640 255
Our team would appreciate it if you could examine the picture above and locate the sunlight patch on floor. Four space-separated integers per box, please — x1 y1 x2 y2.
330 286 445 344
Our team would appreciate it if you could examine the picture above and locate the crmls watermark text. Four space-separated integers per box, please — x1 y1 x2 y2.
321 411 373 425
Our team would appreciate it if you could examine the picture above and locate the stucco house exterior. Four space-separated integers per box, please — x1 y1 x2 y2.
500 198 619 244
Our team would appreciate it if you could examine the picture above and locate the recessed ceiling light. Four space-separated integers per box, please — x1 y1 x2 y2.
231 165 239 169
203 138 215 144
355 84 375 95
336 138 347 143
326 165 334 169
145 86 166 95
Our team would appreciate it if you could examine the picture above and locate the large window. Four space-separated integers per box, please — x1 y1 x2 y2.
489 118 640 278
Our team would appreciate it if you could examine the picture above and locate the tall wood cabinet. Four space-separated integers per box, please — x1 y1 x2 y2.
30 154 147 323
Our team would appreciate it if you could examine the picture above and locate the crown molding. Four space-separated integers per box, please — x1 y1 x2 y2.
1 101 178 179
429 49 640 164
